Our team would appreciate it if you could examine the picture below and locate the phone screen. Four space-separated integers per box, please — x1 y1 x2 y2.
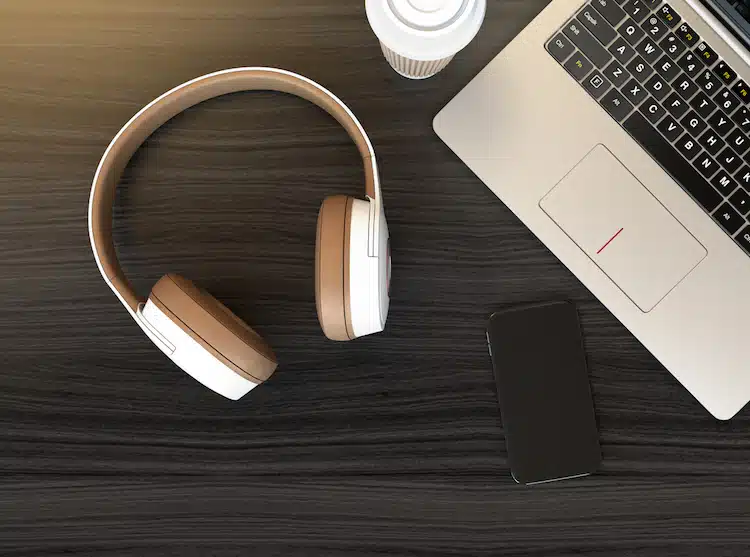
487 301 601 484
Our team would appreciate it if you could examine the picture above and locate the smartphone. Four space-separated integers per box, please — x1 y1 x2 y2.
487 301 601 485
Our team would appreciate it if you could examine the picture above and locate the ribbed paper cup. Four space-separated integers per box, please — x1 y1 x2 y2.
367 0 486 80
380 42 454 79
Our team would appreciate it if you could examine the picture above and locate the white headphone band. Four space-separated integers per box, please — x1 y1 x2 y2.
88 67 382 318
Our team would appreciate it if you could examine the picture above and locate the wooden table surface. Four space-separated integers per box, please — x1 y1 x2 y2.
2 1 750 555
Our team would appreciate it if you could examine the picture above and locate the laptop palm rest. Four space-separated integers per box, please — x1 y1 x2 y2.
540 145 707 312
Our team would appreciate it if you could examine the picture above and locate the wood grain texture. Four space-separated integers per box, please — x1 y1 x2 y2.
2 1 750 555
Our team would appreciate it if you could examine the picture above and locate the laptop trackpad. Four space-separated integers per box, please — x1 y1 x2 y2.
540 145 707 312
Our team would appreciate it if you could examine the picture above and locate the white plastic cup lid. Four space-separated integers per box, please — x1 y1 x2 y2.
366 0 486 61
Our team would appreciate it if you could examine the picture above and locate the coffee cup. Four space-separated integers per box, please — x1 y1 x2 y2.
366 0 487 79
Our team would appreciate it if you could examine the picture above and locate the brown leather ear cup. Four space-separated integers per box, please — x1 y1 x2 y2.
315 196 354 341
149 274 278 383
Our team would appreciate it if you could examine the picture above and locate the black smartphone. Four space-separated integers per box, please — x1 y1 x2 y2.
487 301 601 485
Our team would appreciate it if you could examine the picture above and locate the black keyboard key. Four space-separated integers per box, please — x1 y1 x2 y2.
604 60 631 87
732 80 750 104
732 106 750 133
600 88 635 120
641 97 667 123
583 70 613 98
676 22 699 46
664 92 689 118
712 170 739 195
697 68 722 94
548 34 576 63
675 133 703 160
623 111 722 211
623 78 649 104
690 92 718 119
715 88 741 114
642 0 659 6
676 51 703 78
673 73 698 100
619 17 647 46
636 37 663 65
737 165 750 187
645 73 670 100
714 202 744 235
623 0 650 23
681 110 708 135
626 55 653 83
657 4 681 28
564 20 611 68
693 152 719 179
564 51 594 81
736 225 750 255
578 7 618 45
713 61 737 85
654 54 680 82
727 128 750 155
609 36 637 63
730 188 750 215
695 41 718 66
592 0 627 27
718 147 742 173
660 32 686 60
698 129 726 156
658 114 685 141
641 14 669 41
708 110 734 136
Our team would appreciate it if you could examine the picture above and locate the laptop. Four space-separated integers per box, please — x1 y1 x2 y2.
434 0 750 420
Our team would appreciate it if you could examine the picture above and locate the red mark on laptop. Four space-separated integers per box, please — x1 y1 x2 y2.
597 227 624 255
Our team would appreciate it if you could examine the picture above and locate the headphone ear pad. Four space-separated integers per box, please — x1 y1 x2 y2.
315 195 354 341
149 274 278 384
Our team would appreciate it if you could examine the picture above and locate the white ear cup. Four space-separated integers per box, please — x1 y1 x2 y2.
138 299 261 400
377 207 391 325
348 199 389 337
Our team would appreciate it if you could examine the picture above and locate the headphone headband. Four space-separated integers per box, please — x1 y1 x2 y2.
89 68 380 316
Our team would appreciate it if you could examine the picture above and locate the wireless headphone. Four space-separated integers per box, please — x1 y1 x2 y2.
88 68 390 400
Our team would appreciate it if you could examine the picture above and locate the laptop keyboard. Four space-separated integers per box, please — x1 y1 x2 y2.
546 0 750 257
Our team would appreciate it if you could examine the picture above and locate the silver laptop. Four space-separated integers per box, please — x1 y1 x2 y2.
434 0 750 419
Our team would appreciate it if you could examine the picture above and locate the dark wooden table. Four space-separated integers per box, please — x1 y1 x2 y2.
2 1 750 555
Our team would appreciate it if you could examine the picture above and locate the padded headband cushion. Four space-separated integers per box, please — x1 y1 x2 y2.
90 68 377 313
150 274 278 383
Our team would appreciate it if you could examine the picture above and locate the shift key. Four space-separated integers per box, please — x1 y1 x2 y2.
563 19 611 67
578 6 618 46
